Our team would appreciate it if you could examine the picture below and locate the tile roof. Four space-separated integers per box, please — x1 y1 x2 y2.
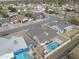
11 15 28 22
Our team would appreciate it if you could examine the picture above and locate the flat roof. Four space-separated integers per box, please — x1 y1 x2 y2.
27 26 58 43
0 37 27 55
6 31 36 46
48 21 70 30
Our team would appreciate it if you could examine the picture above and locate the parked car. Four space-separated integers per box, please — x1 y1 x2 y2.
2 23 9 27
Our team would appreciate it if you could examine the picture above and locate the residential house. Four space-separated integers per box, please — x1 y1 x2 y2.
10 15 29 23
7 12 18 17
32 11 45 19
33 28 79 59
44 28 79 59
7 31 37 47
0 37 27 55
47 21 74 34
27 25 58 45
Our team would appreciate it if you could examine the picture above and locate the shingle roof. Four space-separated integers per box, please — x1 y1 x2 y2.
11 15 28 22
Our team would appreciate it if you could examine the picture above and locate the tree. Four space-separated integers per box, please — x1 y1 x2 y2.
8 6 17 12
2 13 9 18
25 11 33 18
30 0 39 4
0 10 9 18
45 6 48 13
0 6 3 10
69 17 79 25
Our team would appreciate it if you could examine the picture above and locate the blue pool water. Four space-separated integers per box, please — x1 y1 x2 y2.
15 52 32 59
47 42 59 51
14 49 32 59
14 48 29 55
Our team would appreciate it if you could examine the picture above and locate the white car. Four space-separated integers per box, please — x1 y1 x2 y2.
2 23 9 27
22 18 28 23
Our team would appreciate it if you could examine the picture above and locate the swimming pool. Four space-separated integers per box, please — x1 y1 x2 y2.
15 52 32 59
47 42 59 51
14 49 32 59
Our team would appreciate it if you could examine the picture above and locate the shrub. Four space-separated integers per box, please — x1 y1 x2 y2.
45 6 48 13
8 7 17 12
70 17 79 25
25 11 33 18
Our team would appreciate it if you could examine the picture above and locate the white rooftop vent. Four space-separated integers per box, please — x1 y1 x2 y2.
43 32 49 36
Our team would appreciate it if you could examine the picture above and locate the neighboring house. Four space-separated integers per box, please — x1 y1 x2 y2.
0 17 9 27
0 37 27 55
32 11 45 19
62 28 79 39
47 21 73 34
27 25 58 44
33 28 79 59
7 31 37 47
7 12 18 17
0 17 9 24
0 31 35 59
10 15 29 23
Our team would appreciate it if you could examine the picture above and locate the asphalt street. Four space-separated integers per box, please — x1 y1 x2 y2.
0 14 59 37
